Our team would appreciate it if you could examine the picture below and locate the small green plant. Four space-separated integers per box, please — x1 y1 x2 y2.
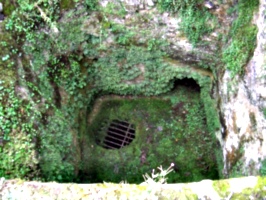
85 0 99 11
156 0 215 45
179 6 216 45
101 2 126 17
0 81 39 179
39 110 75 182
157 0 203 13
222 0 259 77
142 163 175 184
262 108 266 119
260 159 266 176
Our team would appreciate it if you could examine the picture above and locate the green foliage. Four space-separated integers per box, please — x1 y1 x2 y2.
83 86 220 183
200 89 220 134
101 2 126 17
156 0 216 45
159 90 219 182
0 81 39 179
61 58 88 96
6 0 60 33
179 6 217 45
39 110 74 182
0 83 20 138
229 177 266 199
114 28 136 45
213 180 231 198
1 4 86 180
262 108 266 119
222 0 259 77
1 0 221 183
215 148 225 179
0 28 18 72
60 0 76 10
230 161 245 178
2 0 16 16
85 0 99 11
0 130 38 179
260 159 266 176
157 0 203 13
92 46 169 95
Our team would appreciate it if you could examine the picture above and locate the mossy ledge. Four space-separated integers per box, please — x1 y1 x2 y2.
1 176 266 199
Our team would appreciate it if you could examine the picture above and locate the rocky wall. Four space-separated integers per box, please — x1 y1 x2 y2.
91 0 265 176
218 0 266 176
0 0 264 181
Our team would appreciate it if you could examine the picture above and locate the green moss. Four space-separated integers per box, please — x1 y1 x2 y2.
249 112 257 132
222 0 259 77
0 82 39 179
231 177 266 199
255 177 266 196
213 180 231 198
2 0 16 16
60 0 76 10
0 25 17 84
84 0 99 11
0 0 222 183
157 0 204 13
179 7 217 46
81 85 219 183
156 0 217 46
101 2 126 18
260 159 266 176
159 187 198 200
231 188 253 200
262 108 266 119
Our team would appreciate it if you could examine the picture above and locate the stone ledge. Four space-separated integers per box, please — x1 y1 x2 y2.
1 176 265 199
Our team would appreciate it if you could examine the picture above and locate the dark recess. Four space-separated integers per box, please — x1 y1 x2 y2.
173 78 201 92
97 119 135 149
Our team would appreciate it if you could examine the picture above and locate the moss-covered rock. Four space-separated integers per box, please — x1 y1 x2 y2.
0 23 17 84
60 0 76 11
1 0 16 16
1 176 265 199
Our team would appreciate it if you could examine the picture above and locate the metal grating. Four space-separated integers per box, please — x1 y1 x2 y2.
97 119 135 149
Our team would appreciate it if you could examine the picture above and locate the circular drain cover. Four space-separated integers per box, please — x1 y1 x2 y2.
96 119 135 149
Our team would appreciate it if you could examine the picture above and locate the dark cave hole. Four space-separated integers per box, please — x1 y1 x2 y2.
173 78 201 92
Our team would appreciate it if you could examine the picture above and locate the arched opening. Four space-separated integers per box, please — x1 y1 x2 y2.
173 78 201 92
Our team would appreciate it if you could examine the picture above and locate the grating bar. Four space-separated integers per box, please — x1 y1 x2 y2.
108 126 135 134
108 129 135 138
102 143 118 149
107 130 135 139
122 125 130 147
104 134 131 144
108 130 134 139
110 122 131 129
103 140 121 147
109 124 135 133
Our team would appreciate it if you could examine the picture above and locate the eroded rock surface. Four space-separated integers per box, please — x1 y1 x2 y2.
218 0 266 176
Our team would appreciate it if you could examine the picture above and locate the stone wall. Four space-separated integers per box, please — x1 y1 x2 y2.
1 176 265 199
